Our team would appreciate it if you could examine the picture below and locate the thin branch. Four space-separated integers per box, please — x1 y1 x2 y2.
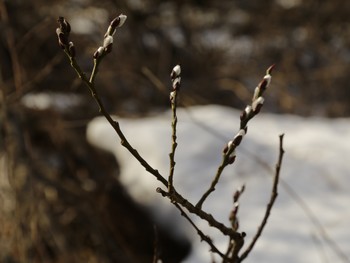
156 187 242 240
168 65 181 192
196 150 235 209
172 202 230 260
238 134 285 262
168 97 178 192
196 65 275 209
89 58 101 85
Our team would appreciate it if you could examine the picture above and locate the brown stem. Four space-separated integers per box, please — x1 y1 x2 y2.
168 90 178 192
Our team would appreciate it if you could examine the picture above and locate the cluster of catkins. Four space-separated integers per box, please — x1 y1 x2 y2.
56 14 127 59
223 65 274 164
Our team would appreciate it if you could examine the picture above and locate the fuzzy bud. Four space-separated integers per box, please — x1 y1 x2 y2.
57 16 71 35
113 14 127 28
266 64 275 75
252 65 274 101
68 41 75 57
252 96 264 113
103 35 113 47
105 14 127 37
228 154 236 164
253 86 260 101
169 91 176 103
93 46 105 59
227 140 234 149
263 74 272 88
170 65 181 80
56 28 69 48
233 129 246 146
257 75 271 94
244 105 252 117
223 140 234 154
103 35 114 53
225 140 236 164
105 25 116 38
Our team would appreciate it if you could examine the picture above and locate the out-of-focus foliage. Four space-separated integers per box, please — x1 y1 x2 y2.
2 0 350 116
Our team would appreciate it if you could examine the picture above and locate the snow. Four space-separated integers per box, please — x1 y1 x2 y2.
86 104 350 263
21 92 83 112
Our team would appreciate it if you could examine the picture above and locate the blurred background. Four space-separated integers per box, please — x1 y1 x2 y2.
1 0 350 262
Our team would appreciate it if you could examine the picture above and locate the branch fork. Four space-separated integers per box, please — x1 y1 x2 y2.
56 15 282 262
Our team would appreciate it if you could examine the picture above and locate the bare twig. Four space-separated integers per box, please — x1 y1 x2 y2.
156 187 241 240
238 134 285 262
173 202 229 260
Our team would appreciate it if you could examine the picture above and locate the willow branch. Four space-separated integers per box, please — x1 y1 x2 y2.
172 202 230 260
57 17 243 245
168 65 181 192
196 65 275 209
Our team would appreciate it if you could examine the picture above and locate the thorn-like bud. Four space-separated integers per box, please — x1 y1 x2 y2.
172 77 181 91
266 64 275 75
